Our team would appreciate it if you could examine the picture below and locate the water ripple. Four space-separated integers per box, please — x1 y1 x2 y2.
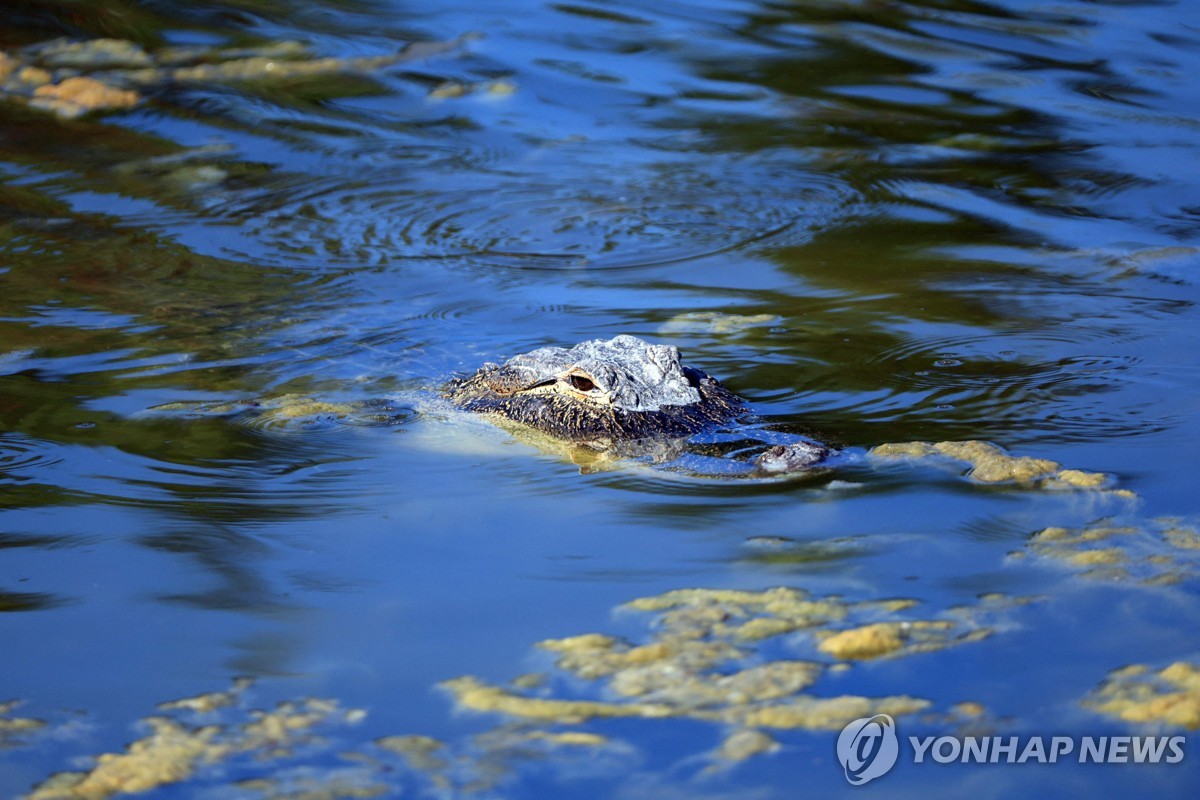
244 156 856 269
0 435 64 481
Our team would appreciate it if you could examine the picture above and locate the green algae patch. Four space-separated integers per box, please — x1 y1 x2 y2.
1085 662 1200 729
27 689 365 800
870 440 1116 490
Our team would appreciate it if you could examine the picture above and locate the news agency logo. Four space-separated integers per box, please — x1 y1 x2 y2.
835 715 1187 785
836 714 899 785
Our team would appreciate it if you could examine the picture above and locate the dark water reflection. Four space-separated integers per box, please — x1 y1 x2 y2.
1 0 1199 797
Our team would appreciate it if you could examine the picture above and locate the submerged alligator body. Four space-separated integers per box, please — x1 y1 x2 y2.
443 335 829 473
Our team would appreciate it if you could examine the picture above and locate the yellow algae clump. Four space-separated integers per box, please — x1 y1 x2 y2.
0 716 44 735
510 673 546 689
624 586 848 641
871 598 921 613
1086 662 1200 729
1032 527 1073 543
818 623 904 660
486 80 518 96
158 677 252 713
32 38 153 70
237 773 388 799
429 77 517 100
931 441 1059 482
431 584 1016 767
29 717 226 800
537 634 675 679
1047 469 1110 488
1077 526 1136 542
429 81 468 98
735 694 930 731
28 693 363 800
875 440 1140 499
658 312 779 335
871 440 1081 484
0 700 46 745
715 729 778 761
31 77 140 118
149 394 365 425
1032 525 1135 547
519 730 608 747
376 735 449 773
266 394 358 419
1164 527 1200 550
951 702 986 718
5 33 471 120
546 635 738 680
611 660 823 707
729 616 805 642
1066 548 1126 567
1026 518 1200 583
1160 663 1200 691
624 586 803 612
16 66 53 87
0 52 17 81
440 676 672 723
870 441 937 459
448 726 621 794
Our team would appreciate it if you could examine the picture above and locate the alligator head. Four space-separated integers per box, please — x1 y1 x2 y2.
443 335 743 443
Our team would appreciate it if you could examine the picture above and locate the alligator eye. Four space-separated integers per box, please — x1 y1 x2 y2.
567 374 597 392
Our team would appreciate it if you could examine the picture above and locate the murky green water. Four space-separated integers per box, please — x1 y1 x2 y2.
2 0 1199 797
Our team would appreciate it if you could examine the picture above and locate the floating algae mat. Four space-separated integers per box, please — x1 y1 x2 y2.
0 35 475 118
869 440 1125 492
439 586 1016 737
24 683 368 800
1085 662 1200 730
1019 519 1200 585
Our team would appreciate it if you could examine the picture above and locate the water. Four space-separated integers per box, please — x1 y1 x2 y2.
1 0 1199 797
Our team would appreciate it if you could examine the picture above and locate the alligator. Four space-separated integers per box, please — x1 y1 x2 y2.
442 335 830 474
